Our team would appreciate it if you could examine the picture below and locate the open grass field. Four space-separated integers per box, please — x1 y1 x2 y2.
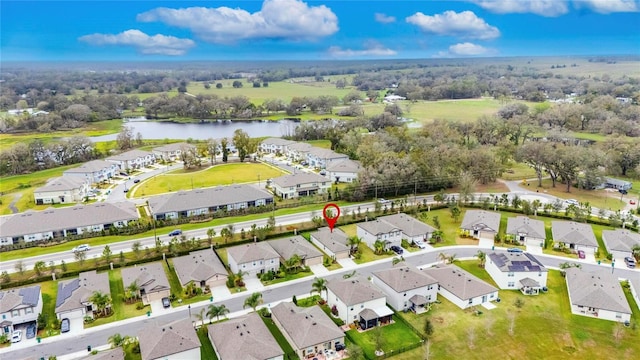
517 179 626 211
398 261 639 360
346 315 423 359
131 162 287 197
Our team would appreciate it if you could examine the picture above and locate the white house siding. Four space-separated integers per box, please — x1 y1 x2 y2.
629 281 640 311
34 186 88 205
437 287 498 310
328 171 358 183
327 289 386 324
524 236 545 248
1 301 42 334
570 305 631 323
572 243 597 254
371 279 437 311
17 231 55 244
309 236 349 260
154 348 201 360
485 262 548 290
356 227 402 252
57 308 84 320
228 257 279 277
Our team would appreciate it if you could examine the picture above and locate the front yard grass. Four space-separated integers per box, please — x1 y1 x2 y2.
38 280 60 338
86 269 148 328
399 261 640 360
346 315 423 359
261 268 314 286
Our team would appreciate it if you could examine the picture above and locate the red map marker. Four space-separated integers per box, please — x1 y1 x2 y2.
323 203 341 232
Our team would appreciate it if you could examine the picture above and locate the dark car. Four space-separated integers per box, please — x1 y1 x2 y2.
335 343 345 351
168 229 182 237
624 257 637 268
123 188 129 193
133 179 140 183
507 248 523 253
61 318 70 333
162 297 171 308
26 324 36 339
390 245 403 255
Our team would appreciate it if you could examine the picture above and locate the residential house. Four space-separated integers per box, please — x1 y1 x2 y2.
260 138 295 155
460 210 501 240
208 312 284 360
271 303 345 359
0 202 138 246
305 147 348 169
565 267 632 322
271 173 330 199
551 221 598 254
78 348 124 360
148 184 274 220
138 318 201 360
269 235 324 267
603 177 632 191
326 276 393 330
33 176 90 205
286 142 314 162
106 149 155 171
121 263 171 305
372 266 438 312
152 142 196 162
55 270 110 321
226 242 280 277
485 253 548 294
506 216 546 247
310 227 350 260
601 229 640 262
325 159 362 183
357 213 436 252
0 285 42 336
628 277 640 311
172 249 228 289
422 264 499 309
63 160 118 184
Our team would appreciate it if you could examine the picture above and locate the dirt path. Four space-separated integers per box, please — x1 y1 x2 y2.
8 193 22 213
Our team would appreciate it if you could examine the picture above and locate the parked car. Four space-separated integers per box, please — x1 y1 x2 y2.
631 200 637 205
390 245 403 255
335 343 345 351
319 170 327 176
61 318 70 333
624 257 637 268
577 250 586 259
377 198 391 205
507 248 523 253
162 297 171 308
119 172 128 177
415 241 427 249
123 188 129 193
72 244 91 253
26 324 36 339
564 199 579 206
11 330 22 343
168 229 182 237
133 179 140 183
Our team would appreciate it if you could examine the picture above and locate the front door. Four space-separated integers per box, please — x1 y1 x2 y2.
482 295 487 302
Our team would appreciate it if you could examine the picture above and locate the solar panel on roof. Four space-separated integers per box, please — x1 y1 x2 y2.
508 265 525 272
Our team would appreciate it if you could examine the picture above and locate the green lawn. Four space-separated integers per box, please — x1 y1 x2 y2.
501 161 538 181
346 315 423 359
38 280 60 338
398 261 640 360
303 139 332 149
131 163 287 197
163 259 183 297
197 328 219 360
261 269 314 286
518 179 626 211
86 269 149 328
261 315 299 359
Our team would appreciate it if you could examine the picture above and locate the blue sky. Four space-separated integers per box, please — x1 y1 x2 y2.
1 0 639 61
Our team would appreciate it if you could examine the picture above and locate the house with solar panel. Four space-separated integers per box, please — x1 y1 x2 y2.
55 270 110 321
0 285 42 337
485 252 548 295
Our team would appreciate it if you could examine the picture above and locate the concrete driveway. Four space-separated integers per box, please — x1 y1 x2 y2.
526 243 543 255
478 238 494 249
310 264 329 275
210 285 231 300
244 277 265 292
337 258 357 269
150 299 167 315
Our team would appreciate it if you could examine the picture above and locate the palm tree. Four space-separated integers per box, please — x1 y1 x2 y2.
243 292 263 312
89 291 112 317
207 304 230 323
234 270 248 287
206 228 216 246
33 261 46 276
311 277 328 300
448 253 457 264
194 308 205 327
220 224 234 244
475 250 486 268
126 282 140 303
284 254 302 274
347 236 362 255
531 199 542 216
438 252 448 264
108 333 124 348
184 282 197 297
373 239 386 255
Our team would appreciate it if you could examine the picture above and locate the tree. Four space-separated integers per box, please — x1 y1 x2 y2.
347 344 364 360
243 292 263 312
103 245 112 263
221 224 234 243
108 333 125 348
475 250 486 268
517 141 552 188
283 254 302 274
126 282 140 303
207 304 229 323
216 83 223 89
372 326 385 354
373 239 387 255
206 138 219 164
311 277 328 300
116 126 135 150
424 319 434 339
232 80 243 88
232 129 253 162
34 261 46 276
132 241 142 258
347 236 362 255
206 228 216 246
74 251 87 266
220 138 229 163
15 260 25 275
0 271 10 284
89 291 112 317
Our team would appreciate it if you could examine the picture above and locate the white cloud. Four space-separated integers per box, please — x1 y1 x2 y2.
575 0 639 13
137 0 338 43
374 13 396 23
470 0 569 17
448 42 494 56
406 11 500 40
328 41 397 58
78 30 195 55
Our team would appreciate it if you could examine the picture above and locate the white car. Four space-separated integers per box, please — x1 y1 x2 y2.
72 244 91 253
416 242 427 249
11 330 22 343
564 199 579 206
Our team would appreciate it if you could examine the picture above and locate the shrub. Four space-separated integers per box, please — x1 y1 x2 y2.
135 302 145 310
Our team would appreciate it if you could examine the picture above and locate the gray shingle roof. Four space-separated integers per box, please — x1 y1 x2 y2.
261 138 295 147
565 267 631 314
310 227 350 254
551 221 598 247
106 149 154 162
78 347 124 360
63 160 115 174
0 202 138 238
357 218 400 237
152 142 195 153
487 252 548 273
35 176 87 193
55 270 110 313
148 184 273 215
172 249 228 286
308 147 348 160
506 216 546 239
376 213 436 237
287 142 313 152
460 210 501 232
326 159 362 173
373 266 438 292
272 303 343 350
422 264 498 301
0 285 41 313
327 276 386 306
208 312 283 360
121 262 170 295
601 229 640 253
227 242 280 265
139 318 200 360
269 235 323 261
271 172 328 188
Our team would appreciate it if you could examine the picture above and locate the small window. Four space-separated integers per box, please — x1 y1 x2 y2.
468 299 473 305
508 272 514 277
12 310 19 317
25 307 33 314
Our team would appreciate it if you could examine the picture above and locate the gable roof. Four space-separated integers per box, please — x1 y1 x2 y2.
35 176 87 193
138 318 200 360
227 242 279 265
261 138 296 147
601 229 640 253
357 218 401 237
422 264 498 301
0 202 138 238
63 160 115 174
376 213 436 237
269 235 323 261
55 270 110 313
121 262 170 294
327 276 386 306
271 172 328 188
310 227 350 254
551 221 598 247
460 210 501 232
0 285 41 313
506 216 546 239
373 266 438 292
487 252 548 273
326 159 362 173
272 303 343 349
307 147 348 160
565 267 631 314
78 347 125 360
106 149 154 162
172 249 228 286
152 142 195 153
208 312 283 360
148 184 273 215
287 142 313 152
